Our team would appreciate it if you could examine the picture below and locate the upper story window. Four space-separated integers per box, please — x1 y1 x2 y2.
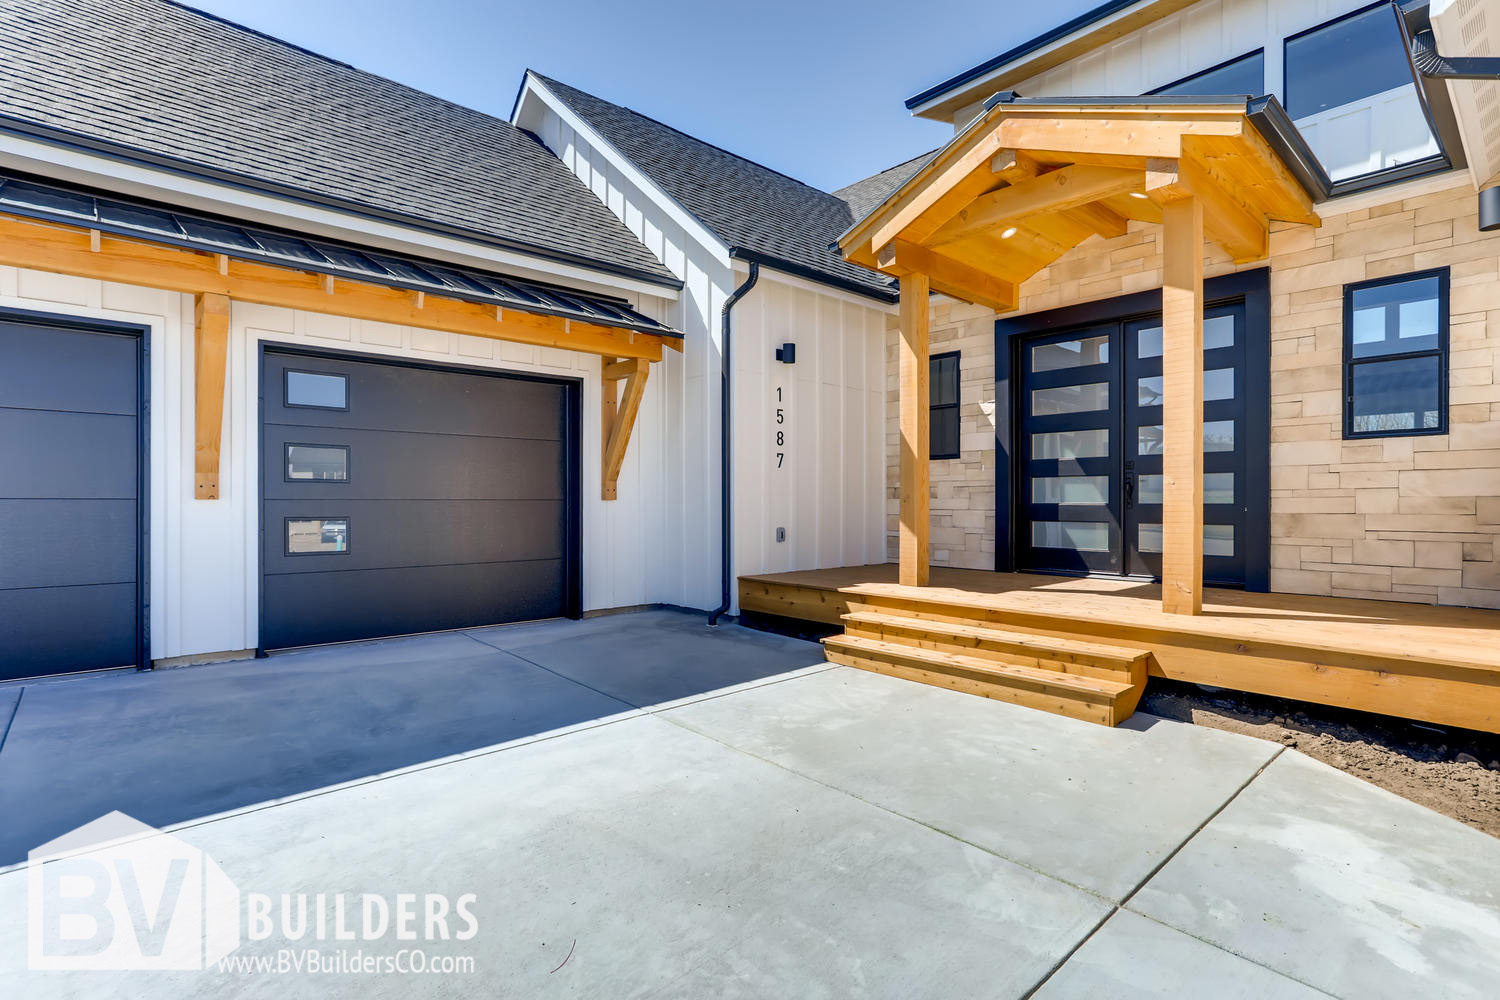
1343 269 1449 439
1151 50 1264 98
1285 4 1441 183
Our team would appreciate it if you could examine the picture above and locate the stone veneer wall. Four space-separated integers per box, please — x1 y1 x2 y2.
885 175 1500 608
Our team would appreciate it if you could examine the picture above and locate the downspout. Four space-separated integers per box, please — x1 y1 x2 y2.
708 261 760 626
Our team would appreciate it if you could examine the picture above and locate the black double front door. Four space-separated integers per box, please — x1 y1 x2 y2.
1017 302 1248 586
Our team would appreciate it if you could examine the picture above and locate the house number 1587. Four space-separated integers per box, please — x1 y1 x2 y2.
775 386 785 469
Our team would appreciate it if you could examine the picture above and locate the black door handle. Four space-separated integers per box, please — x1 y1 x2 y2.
1124 473 1135 509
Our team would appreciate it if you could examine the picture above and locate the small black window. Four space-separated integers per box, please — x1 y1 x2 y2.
1150 50 1264 98
930 351 961 460
285 443 349 482
1343 268 1448 438
285 370 347 409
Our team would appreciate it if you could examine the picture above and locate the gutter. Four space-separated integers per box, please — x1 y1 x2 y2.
729 247 897 303
708 261 760 627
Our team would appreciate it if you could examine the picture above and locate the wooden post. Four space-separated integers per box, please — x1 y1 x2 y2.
898 273 930 587
1160 196 1204 615
193 292 230 500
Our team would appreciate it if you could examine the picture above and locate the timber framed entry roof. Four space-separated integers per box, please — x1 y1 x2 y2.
838 94 1321 312
0 172 680 339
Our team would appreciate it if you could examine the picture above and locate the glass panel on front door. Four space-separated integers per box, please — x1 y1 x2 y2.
1017 304 1249 586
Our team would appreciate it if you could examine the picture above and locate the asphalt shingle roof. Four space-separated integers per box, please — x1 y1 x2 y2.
534 74 898 301
833 149 940 222
0 0 677 286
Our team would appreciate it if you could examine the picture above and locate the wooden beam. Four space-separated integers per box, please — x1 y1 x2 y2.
877 239 1018 313
991 150 1129 239
929 164 1143 248
602 358 639 381
0 214 667 362
994 114 1242 161
898 273 930 587
1067 201 1130 239
1189 133 1320 226
1161 196 1204 616
860 130 1014 262
193 292 230 500
1147 155 1267 263
601 357 648 501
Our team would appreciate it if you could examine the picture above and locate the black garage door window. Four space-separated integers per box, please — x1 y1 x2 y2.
0 310 147 679
259 347 580 650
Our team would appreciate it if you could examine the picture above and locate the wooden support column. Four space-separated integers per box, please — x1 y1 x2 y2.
193 292 230 499
898 273 930 587
601 356 649 501
1160 196 1204 615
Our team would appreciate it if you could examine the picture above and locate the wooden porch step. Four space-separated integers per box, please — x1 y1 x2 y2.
822 633 1141 727
841 609 1151 685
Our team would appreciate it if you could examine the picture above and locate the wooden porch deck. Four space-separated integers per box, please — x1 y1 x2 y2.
739 565 1500 733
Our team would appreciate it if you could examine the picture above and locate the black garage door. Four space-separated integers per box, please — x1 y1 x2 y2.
260 348 578 650
0 314 144 680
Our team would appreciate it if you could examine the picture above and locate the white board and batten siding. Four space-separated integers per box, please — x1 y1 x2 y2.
731 268 888 585
953 0 1440 182
516 78 893 614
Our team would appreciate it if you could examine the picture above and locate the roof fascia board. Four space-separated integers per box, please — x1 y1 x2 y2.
517 74 733 265
0 129 680 301
906 0 1194 120
736 256 898 312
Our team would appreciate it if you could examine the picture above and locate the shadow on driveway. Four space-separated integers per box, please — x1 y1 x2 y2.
0 610 823 866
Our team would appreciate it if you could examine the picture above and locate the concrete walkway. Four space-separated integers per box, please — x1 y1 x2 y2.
2 611 1498 997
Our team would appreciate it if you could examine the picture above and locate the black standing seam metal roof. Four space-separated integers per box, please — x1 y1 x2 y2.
530 74 899 302
0 172 681 337
0 0 680 289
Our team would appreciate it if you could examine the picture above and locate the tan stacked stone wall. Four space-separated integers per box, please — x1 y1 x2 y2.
886 175 1500 608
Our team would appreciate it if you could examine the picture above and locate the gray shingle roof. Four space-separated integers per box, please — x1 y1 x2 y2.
833 149 940 223
0 0 677 286
534 74 897 301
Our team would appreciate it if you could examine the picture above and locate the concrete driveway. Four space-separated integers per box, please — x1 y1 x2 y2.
3 609 1498 998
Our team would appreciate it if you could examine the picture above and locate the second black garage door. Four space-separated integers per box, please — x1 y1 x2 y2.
260 348 579 650
0 314 143 679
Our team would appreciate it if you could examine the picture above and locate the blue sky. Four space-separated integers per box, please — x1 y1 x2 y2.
185 0 1099 193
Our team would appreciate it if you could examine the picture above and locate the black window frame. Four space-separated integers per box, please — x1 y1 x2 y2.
283 368 350 411
283 442 351 484
284 515 352 557
1148 48 1265 98
1342 267 1449 440
930 350 961 460
1280 1 1449 188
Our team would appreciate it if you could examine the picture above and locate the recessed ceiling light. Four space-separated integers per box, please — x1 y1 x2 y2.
1129 191 1149 200
1000 226 1018 239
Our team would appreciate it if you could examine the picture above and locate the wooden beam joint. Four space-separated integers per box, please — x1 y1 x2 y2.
601 356 650 501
